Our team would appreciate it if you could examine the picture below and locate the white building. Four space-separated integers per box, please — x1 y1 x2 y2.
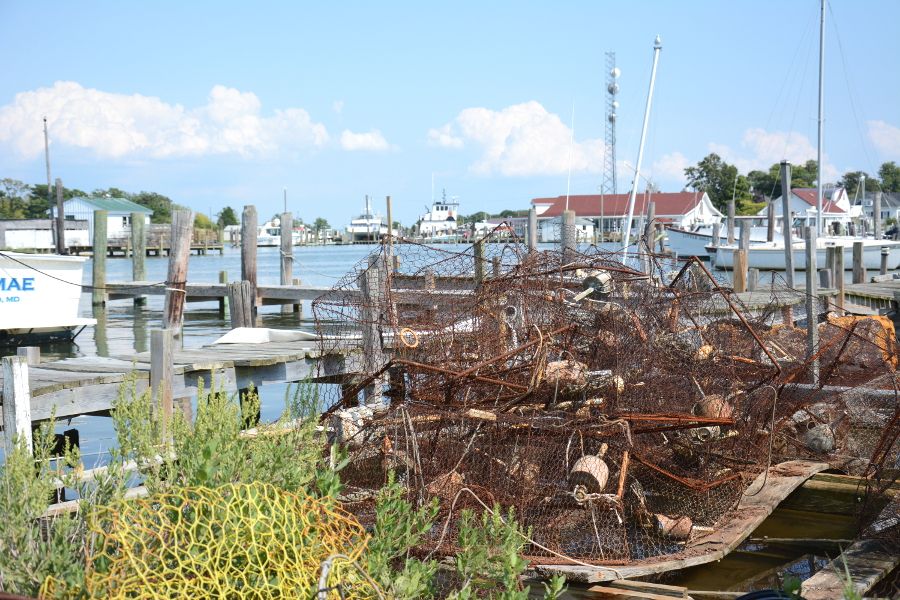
50 197 153 242
0 219 90 251
759 187 856 231
533 191 722 234
539 216 595 243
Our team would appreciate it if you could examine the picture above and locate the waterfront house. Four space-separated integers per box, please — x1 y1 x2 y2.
539 216 595 243
859 191 900 225
758 187 858 231
50 196 153 242
533 191 722 235
0 218 90 251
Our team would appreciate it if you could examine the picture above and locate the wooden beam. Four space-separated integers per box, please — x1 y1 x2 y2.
801 539 900 600
241 205 258 316
92 209 107 305
2 355 32 454
131 211 146 306
280 211 293 314
163 209 193 333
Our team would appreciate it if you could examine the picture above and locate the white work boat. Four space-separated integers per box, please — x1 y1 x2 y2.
711 238 900 271
0 252 95 345
667 225 780 260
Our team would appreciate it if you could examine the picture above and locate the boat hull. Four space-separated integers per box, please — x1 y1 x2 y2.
0 252 95 342
667 226 777 260
713 241 900 270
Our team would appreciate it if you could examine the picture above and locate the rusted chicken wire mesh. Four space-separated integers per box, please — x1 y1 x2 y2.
313 231 899 566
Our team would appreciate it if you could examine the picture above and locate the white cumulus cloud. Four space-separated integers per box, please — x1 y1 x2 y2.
868 120 900 158
430 101 606 177
0 81 329 160
649 152 690 186
708 127 838 182
340 129 391 151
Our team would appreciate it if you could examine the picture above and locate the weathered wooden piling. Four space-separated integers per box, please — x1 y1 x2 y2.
492 256 501 278
241 205 258 318
16 346 40 366
92 209 108 305
726 198 735 245
2 355 32 454
131 212 147 306
473 238 485 285
280 211 293 314
880 247 889 276
835 247 845 314
805 228 819 385
747 268 760 292
218 270 228 317
54 178 66 254
767 199 775 242
292 277 302 314
819 268 832 290
852 241 864 284
227 281 254 328
163 209 193 333
712 223 721 248
150 329 174 441
528 207 538 250
732 250 748 293
874 191 882 240
780 161 795 287
561 210 576 262
359 255 387 404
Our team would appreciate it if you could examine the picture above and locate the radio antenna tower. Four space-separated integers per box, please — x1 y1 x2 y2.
601 52 620 195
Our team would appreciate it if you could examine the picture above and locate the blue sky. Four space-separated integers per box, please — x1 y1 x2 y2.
1 0 899 226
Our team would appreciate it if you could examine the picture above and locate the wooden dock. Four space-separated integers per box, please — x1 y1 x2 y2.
0 339 353 427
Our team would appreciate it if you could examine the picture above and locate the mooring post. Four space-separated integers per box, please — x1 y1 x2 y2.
874 190 883 240
726 199 735 245
359 255 386 405
16 346 40 366
92 209 108 305
767 199 775 242
241 205 258 320
819 268 832 290
280 211 293 314
218 270 228 317
712 223 721 248
852 241 864 284
804 227 819 385
292 277 302 314
227 281 253 329
824 247 837 286
747 268 760 292
732 250 747 293
2 356 32 455
163 209 193 334
473 238 485 286
54 178 66 254
561 209 576 263
780 161 795 288
150 328 174 442
880 247 889 276
527 207 538 251
835 247 845 314
492 255 501 278
643 201 656 251
131 212 147 306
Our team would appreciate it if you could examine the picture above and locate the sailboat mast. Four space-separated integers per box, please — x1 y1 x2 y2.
816 0 825 235
622 35 662 255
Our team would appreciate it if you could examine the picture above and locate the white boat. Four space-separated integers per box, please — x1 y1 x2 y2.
0 252 95 345
712 238 900 271
257 218 302 247
418 190 460 239
666 225 780 260
346 196 395 243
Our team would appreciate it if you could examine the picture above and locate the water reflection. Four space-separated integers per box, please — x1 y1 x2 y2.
92 305 109 357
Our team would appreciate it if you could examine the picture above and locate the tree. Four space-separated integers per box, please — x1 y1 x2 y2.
879 161 900 192
313 217 330 232
840 171 878 199
194 213 216 229
130 191 173 223
217 206 239 228
683 153 751 212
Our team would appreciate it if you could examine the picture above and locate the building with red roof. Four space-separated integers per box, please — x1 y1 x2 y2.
758 187 859 230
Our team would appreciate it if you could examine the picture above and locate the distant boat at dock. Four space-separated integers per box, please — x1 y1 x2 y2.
345 196 395 243
711 237 900 270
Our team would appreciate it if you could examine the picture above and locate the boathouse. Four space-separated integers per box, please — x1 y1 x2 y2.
0 218 90 251
532 191 722 234
50 196 153 242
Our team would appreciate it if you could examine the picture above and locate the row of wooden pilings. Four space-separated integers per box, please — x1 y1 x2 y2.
90 205 300 331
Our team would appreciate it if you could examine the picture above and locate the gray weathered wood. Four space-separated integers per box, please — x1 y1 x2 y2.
873 190 883 240
492 255 501 278
131 212 147 306
280 211 293 314
227 281 253 329
358 256 386 404
292 277 302 314
150 329 174 441
747 268 759 292
561 209 576 262
880 246 889 276
767 199 775 242
801 538 899 600
241 205 258 319
92 209 108 305
732 250 747 293
852 241 865 284
835 247 845 313
738 221 750 252
805 228 819 385
16 346 40 366
712 222 721 248
2 355 32 454
819 268 832 290
54 178 66 254
726 198 735 245
218 270 228 316
780 161 795 287
163 209 193 333
473 239 485 285
528 207 538 250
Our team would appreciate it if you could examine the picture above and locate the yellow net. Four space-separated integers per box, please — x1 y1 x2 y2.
44 483 374 599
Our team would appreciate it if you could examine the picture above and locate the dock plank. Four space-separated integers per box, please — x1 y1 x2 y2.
800 539 899 600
